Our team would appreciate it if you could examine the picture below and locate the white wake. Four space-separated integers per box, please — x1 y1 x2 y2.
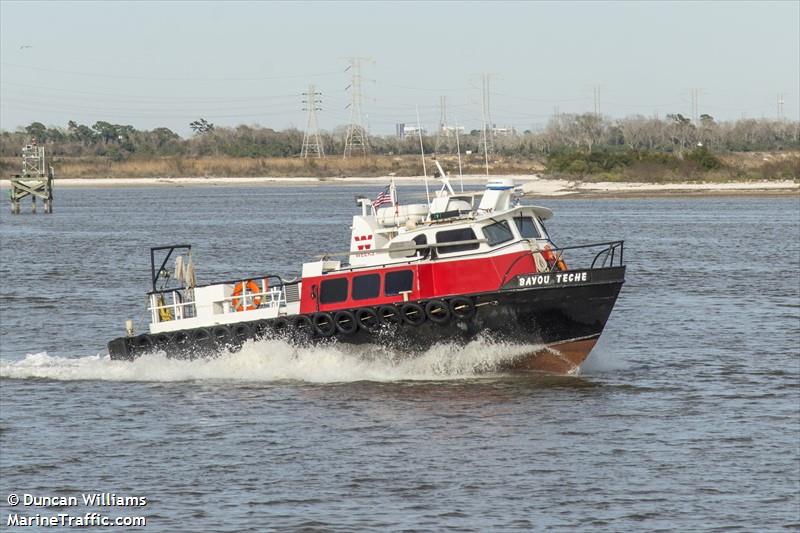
0 337 544 383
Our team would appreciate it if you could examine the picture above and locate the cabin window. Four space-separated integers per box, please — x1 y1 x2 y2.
435 228 479 254
482 220 514 246
320 278 348 304
514 216 542 239
385 270 413 296
537 217 550 239
352 274 380 300
413 234 429 258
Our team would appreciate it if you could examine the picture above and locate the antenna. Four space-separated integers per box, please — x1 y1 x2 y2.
454 115 464 192
301 84 324 158
435 95 448 153
343 57 371 158
416 105 430 204
481 74 494 156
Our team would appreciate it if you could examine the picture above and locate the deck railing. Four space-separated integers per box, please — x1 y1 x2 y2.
148 276 297 324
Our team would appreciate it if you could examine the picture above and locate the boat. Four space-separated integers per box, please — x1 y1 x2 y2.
107 162 625 373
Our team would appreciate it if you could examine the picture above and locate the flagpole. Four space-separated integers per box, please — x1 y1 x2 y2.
391 178 399 215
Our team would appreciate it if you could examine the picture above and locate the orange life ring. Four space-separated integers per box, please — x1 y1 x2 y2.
232 280 262 311
542 245 568 272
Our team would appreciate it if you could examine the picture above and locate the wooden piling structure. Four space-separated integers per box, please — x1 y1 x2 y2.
10 140 54 214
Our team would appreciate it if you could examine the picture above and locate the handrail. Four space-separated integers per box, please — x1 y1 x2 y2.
146 274 297 296
497 240 624 288
148 280 289 324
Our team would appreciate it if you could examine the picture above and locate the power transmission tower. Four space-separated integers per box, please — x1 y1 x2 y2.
301 84 324 158
593 85 601 116
481 74 494 155
690 88 702 124
777 93 785 121
343 57 371 158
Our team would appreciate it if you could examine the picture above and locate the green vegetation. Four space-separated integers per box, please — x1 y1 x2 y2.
1 114 798 181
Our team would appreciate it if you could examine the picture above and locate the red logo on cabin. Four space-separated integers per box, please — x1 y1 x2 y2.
354 234 373 251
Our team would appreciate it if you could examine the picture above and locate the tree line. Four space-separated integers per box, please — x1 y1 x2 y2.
1 114 797 162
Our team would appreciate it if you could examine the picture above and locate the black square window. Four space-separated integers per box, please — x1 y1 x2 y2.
435 228 479 254
384 270 413 296
482 220 514 246
352 274 380 300
514 216 542 239
320 278 348 304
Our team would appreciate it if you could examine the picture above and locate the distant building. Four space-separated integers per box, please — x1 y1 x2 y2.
492 126 517 137
440 125 465 137
396 123 425 139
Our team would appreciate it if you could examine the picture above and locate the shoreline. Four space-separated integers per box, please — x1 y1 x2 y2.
1 175 797 197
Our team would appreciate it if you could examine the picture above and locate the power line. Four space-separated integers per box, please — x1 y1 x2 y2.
0 61 344 82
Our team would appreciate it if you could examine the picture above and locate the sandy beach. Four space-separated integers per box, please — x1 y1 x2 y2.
1 175 797 196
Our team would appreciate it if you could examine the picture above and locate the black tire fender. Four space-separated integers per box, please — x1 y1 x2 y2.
292 315 313 331
449 296 476 320
424 299 451 324
334 310 358 335
377 305 401 325
192 328 213 347
211 325 233 348
172 331 190 350
232 323 253 343
251 320 269 339
400 302 426 326
271 317 290 333
312 312 336 337
153 333 172 349
355 307 380 331
132 334 154 353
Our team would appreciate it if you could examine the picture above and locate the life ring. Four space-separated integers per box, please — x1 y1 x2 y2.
449 297 475 320
334 311 358 335
400 302 426 326
312 312 336 337
232 280 262 311
356 307 381 332
542 245 568 272
425 300 451 324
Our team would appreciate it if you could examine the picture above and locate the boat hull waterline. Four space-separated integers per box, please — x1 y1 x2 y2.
108 266 625 374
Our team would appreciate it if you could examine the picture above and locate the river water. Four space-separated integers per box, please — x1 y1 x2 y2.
1 185 798 531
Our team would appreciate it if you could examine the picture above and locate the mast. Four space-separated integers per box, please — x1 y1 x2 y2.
454 117 464 192
416 105 430 204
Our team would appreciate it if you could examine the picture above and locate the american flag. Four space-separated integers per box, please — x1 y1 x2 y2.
372 186 393 209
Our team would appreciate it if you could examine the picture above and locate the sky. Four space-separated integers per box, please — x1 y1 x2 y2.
1 0 798 136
